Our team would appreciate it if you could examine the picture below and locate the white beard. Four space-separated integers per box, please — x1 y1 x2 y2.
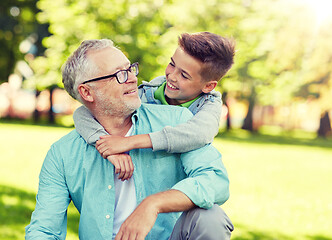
96 91 141 117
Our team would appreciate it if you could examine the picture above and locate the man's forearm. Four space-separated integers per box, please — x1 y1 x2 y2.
145 189 195 214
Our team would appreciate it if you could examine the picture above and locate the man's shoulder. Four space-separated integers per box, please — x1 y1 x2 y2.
139 103 192 115
138 104 193 124
51 129 84 149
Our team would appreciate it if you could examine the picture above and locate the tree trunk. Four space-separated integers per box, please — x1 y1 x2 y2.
48 87 55 124
33 90 41 123
317 111 331 138
222 92 231 131
242 91 256 132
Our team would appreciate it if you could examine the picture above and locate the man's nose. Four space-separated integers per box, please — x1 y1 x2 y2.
126 71 138 83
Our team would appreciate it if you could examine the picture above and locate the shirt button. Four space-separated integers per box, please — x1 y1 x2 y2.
108 185 112 189
106 215 110 219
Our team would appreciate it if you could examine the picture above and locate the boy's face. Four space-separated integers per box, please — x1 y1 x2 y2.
164 47 208 105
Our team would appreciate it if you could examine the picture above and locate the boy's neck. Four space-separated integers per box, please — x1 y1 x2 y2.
165 95 201 106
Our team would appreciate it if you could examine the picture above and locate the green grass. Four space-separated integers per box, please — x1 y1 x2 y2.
0 122 78 240
1 122 332 239
215 129 332 240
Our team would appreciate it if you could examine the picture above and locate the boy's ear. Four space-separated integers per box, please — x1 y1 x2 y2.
78 84 94 102
202 81 218 94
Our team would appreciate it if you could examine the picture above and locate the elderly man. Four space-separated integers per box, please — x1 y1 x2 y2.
25 39 233 240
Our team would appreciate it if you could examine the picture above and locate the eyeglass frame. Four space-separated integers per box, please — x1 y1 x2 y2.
82 62 139 85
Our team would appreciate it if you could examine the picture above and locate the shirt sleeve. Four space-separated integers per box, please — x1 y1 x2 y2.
149 97 222 153
25 145 71 239
171 144 230 209
73 105 108 145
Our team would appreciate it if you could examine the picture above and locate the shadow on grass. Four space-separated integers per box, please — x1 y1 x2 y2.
216 129 332 149
232 223 332 240
0 185 79 236
232 232 332 240
306 236 332 240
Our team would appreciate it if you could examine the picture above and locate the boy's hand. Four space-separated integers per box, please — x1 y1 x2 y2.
96 135 131 158
107 154 134 181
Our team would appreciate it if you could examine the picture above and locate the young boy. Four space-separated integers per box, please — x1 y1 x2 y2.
74 32 235 180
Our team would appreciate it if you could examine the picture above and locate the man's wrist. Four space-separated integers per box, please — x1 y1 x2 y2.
141 195 161 214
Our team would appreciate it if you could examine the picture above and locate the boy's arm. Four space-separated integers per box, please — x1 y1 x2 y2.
149 97 222 153
96 97 221 155
73 105 108 145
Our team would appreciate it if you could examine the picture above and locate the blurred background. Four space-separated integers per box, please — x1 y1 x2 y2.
0 0 331 239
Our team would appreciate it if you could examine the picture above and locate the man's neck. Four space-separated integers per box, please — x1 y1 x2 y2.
95 113 133 136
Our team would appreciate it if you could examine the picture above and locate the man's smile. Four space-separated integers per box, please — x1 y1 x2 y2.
124 89 137 95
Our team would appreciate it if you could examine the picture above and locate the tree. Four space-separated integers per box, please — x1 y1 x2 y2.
0 0 48 83
27 0 332 132
296 20 332 137
26 0 179 91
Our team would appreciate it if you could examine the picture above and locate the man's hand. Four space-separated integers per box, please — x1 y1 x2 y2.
115 198 158 240
107 154 134 181
96 135 130 158
115 190 195 240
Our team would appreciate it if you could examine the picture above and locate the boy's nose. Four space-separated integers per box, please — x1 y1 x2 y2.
168 70 178 82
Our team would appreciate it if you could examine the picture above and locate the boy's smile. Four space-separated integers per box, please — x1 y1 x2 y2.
164 47 209 105
166 81 179 90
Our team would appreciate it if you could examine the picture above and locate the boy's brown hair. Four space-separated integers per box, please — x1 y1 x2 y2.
178 32 235 82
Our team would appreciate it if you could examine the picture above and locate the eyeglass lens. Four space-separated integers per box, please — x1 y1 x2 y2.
117 63 139 83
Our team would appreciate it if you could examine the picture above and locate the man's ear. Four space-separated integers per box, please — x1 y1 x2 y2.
202 81 218 94
78 84 94 102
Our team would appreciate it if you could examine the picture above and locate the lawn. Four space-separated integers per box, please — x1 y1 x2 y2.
1 122 331 240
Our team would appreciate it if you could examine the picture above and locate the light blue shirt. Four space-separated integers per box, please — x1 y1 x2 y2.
26 104 230 240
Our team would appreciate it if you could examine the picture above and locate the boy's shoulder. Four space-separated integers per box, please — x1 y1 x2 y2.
139 76 166 88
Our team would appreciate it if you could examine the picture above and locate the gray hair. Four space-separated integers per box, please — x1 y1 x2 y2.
61 39 115 102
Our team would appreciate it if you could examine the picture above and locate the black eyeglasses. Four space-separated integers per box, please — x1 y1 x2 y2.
82 62 139 84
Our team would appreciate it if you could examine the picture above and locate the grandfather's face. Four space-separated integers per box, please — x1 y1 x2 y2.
86 47 141 116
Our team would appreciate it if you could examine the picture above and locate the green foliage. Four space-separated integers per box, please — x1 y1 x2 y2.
0 0 49 83
27 0 245 90
3 0 331 129
28 0 180 90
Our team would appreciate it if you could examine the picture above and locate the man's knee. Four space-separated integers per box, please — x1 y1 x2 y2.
171 204 234 240
187 205 234 239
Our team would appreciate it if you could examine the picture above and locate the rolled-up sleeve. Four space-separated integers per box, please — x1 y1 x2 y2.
171 144 229 209
25 145 71 239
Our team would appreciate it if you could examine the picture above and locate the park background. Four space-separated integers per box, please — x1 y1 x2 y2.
0 0 332 239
